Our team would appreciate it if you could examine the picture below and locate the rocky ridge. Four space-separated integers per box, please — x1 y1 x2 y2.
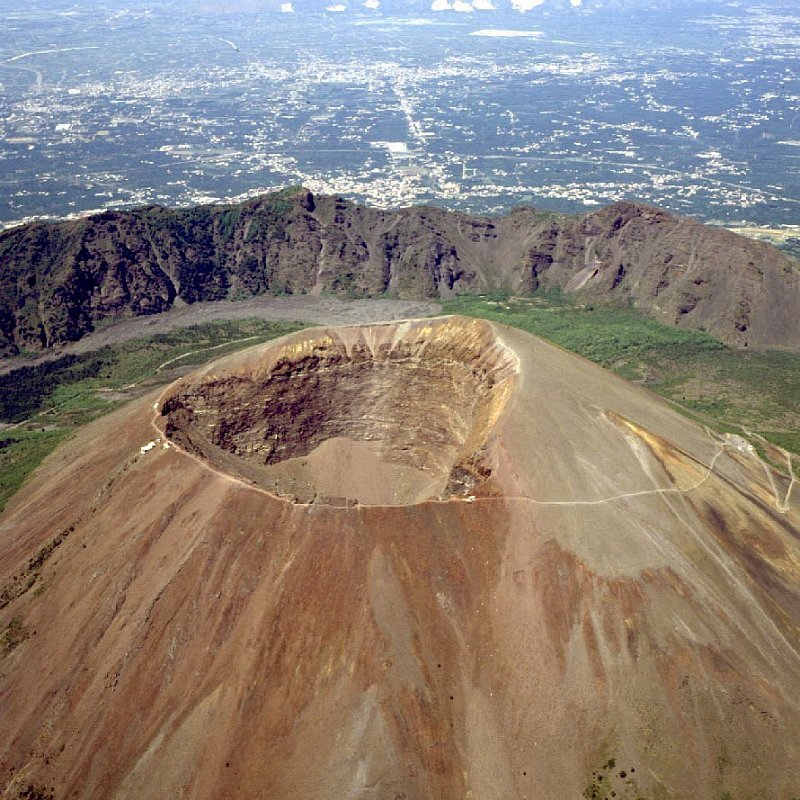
1 187 799 354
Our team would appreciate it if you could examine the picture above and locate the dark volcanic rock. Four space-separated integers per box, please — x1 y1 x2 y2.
1 187 799 354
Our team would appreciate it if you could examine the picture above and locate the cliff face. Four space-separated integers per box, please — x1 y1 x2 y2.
1 187 799 354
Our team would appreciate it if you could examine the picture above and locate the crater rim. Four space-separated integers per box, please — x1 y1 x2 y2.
157 316 518 507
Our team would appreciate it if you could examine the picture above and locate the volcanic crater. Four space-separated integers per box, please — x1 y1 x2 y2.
159 316 518 505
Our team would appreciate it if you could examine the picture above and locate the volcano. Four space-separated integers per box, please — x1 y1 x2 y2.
1 316 799 800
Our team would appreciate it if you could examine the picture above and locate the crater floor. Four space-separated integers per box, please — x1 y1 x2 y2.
159 316 518 505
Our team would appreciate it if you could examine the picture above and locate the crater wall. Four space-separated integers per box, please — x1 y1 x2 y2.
160 316 518 504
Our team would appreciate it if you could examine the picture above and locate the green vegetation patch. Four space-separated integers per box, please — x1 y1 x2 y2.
0 429 72 514
0 353 109 424
445 292 724 368
17 785 54 800
0 319 307 425
582 755 643 800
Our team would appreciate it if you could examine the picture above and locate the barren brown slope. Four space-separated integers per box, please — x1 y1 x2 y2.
1 316 799 800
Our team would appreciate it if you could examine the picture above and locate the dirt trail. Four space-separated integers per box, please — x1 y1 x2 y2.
741 428 797 513
120 335 263 390
149 388 732 512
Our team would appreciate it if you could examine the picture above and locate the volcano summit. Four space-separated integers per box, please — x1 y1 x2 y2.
1 316 799 800
159 318 517 505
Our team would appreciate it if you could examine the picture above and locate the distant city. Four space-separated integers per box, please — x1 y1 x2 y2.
1 0 799 230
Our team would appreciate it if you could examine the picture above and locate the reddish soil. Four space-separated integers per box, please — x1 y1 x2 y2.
0 316 799 800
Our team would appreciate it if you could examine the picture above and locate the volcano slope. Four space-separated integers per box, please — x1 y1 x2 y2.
1 315 799 800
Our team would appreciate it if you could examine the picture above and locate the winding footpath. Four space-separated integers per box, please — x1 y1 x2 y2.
145 409 791 514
